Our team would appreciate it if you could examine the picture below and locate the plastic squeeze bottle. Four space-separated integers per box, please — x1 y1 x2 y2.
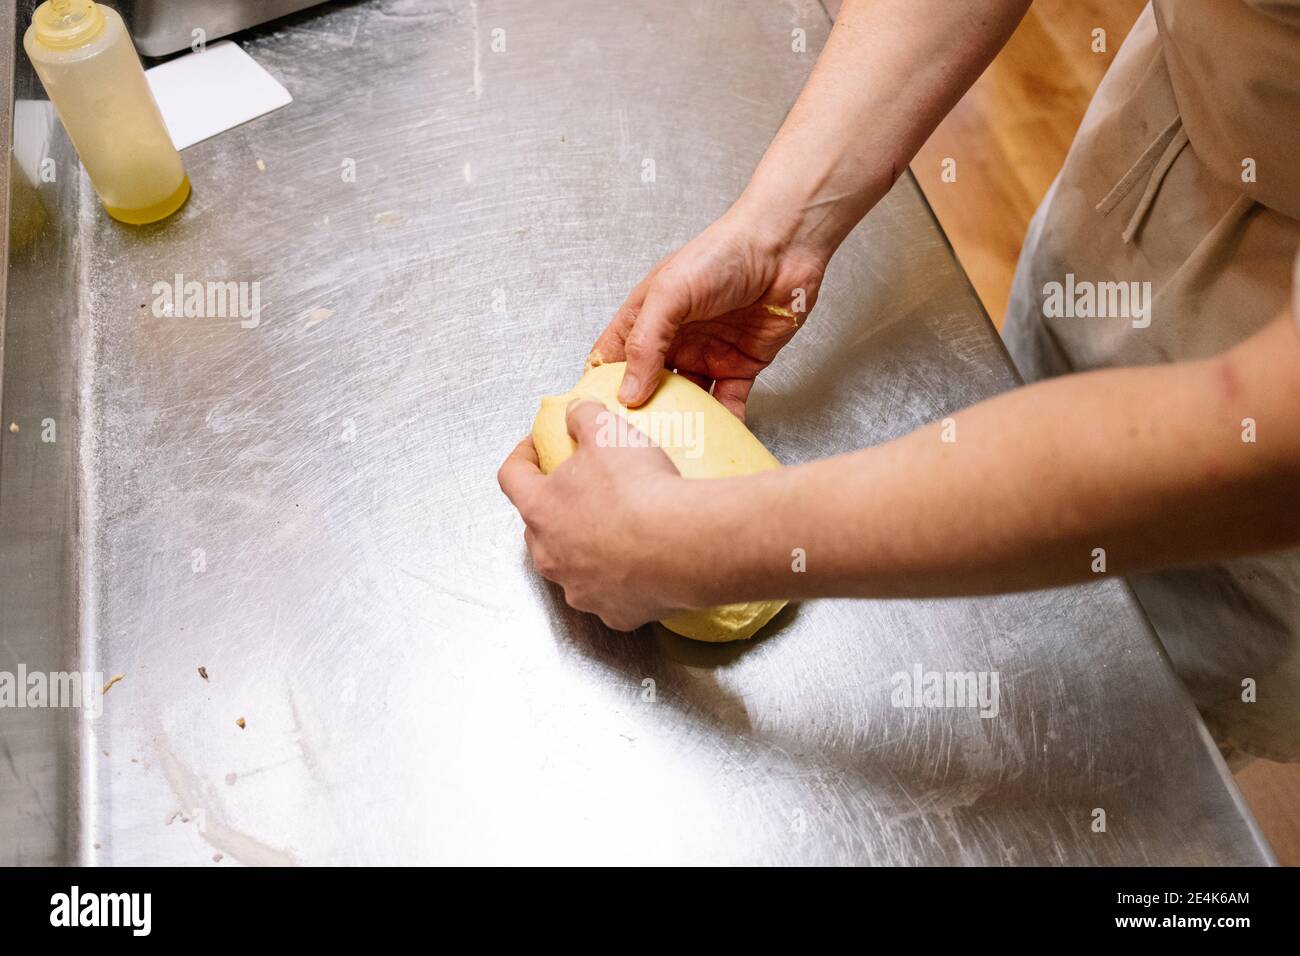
24 0 189 224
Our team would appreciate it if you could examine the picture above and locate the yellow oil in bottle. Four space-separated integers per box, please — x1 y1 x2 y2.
104 175 191 225
24 0 190 225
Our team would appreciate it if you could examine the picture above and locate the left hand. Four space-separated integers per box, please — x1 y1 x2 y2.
586 202 825 420
498 400 688 631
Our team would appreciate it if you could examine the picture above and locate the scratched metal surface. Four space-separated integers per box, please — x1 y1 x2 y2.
1 0 84 866
0 0 1273 865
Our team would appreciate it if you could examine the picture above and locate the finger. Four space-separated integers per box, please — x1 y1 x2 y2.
712 378 753 421
565 399 610 447
563 587 593 613
620 280 689 406
498 437 544 510
599 612 646 633
588 298 638 369
525 530 562 583
567 399 663 461
588 269 657 368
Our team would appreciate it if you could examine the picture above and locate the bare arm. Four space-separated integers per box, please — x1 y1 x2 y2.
503 0 1300 630
604 0 1033 408
743 0 1032 261
650 317 1300 606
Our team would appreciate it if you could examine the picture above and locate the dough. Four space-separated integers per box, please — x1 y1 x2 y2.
531 361 787 642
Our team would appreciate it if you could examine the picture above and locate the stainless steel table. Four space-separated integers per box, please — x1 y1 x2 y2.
0 0 1273 865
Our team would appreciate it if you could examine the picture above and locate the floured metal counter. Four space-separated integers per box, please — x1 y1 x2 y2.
0 0 1273 865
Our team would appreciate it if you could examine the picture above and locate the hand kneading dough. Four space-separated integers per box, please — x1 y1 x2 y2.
531 361 786 642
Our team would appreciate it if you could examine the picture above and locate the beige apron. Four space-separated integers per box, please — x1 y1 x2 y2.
1003 1 1300 762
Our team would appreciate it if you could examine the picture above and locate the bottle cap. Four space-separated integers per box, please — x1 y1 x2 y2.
32 0 105 50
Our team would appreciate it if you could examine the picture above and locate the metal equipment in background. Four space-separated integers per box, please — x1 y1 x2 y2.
122 0 333 56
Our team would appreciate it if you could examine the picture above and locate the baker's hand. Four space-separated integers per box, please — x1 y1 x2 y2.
498 400 688 631
589 202 826 420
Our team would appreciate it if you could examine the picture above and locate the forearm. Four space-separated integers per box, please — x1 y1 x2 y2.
659 318 1300 605
737 0 1030 260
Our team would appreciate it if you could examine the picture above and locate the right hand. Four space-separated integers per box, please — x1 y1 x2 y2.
588 204 827 420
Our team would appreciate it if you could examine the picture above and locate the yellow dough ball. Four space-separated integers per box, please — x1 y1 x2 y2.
530 361 787 642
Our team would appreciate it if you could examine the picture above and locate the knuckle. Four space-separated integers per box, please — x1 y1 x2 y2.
525 501 553 534
601 613 640 633
533 550 561 580
659 274 693 310
564 587 593 612
612 300 639 326
623 336 656 362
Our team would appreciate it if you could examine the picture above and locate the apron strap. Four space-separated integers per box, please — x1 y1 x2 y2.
1094 113 1190 244
1122 124 1189 244
1095 114 1183 217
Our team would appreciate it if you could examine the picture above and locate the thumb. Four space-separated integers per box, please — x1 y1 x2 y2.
619 281 687 406
566 399 678 478
565 399 609 448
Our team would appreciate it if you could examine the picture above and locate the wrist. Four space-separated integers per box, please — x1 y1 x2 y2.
732 161 886 267
728 182 838 269
636 474 779 611
632 476 729 611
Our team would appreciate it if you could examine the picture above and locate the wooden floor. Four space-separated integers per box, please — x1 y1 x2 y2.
906 0 1300 865
910 0 1147 327
1237 759 1300 866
